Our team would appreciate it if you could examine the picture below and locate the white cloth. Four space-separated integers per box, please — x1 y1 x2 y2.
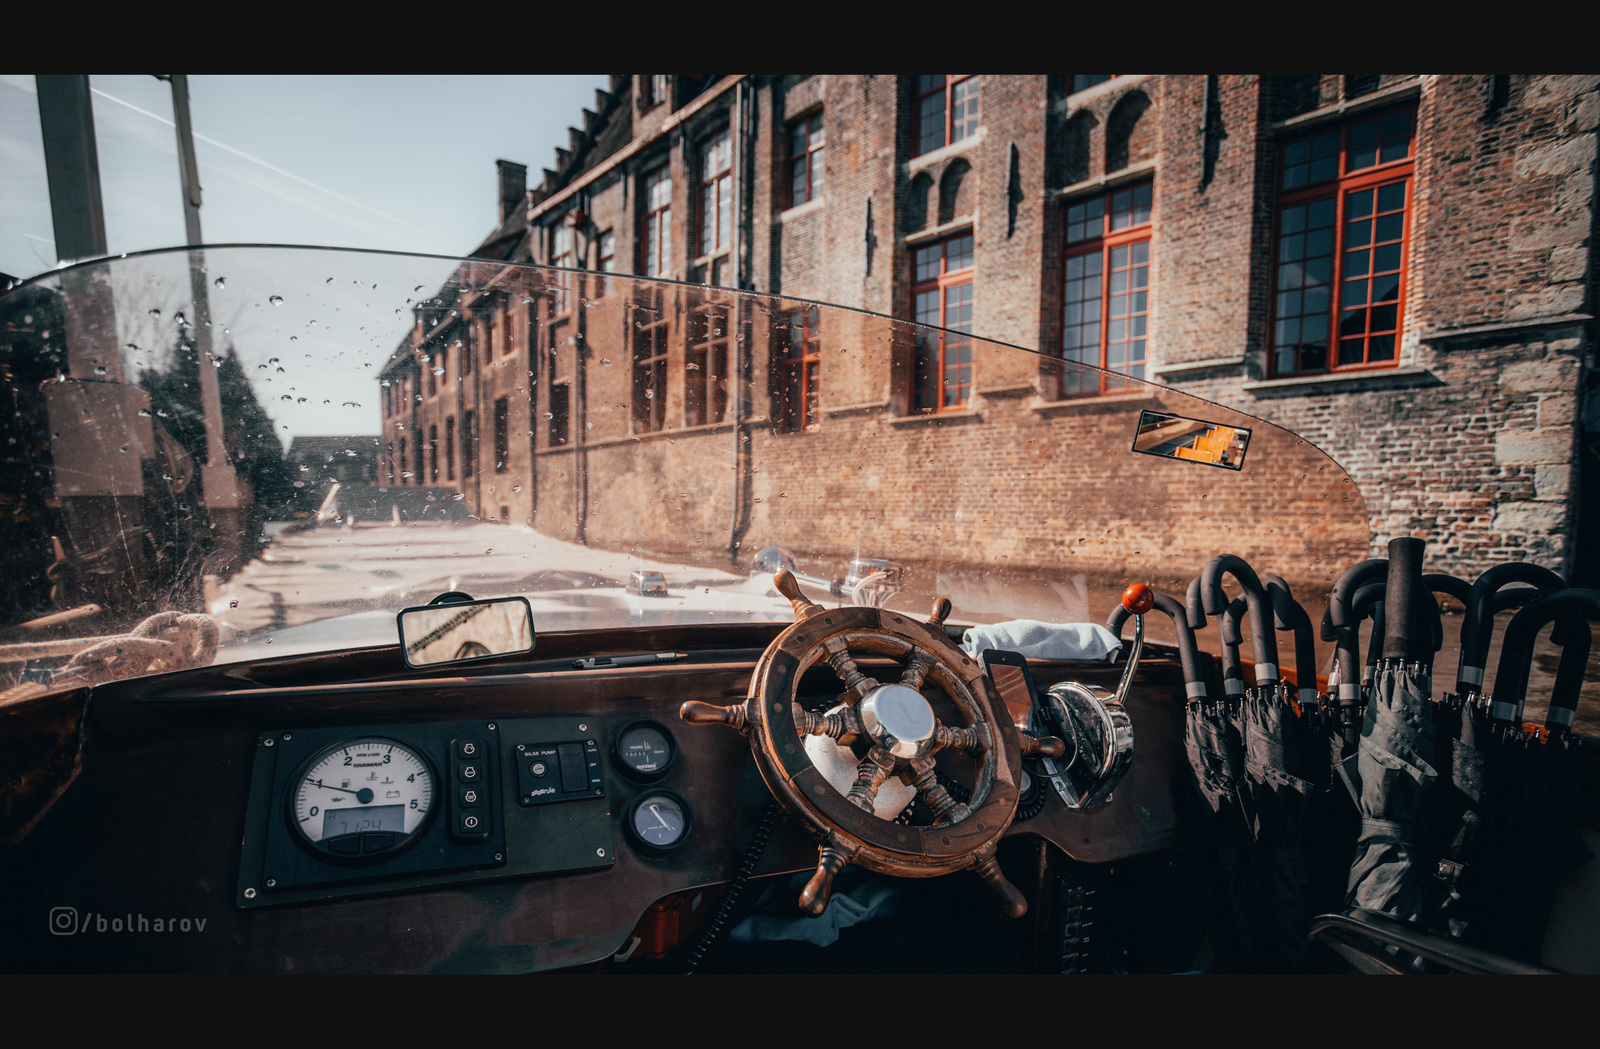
960 620 1122 663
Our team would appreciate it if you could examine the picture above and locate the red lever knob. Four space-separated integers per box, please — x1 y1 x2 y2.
1121 583 1154 615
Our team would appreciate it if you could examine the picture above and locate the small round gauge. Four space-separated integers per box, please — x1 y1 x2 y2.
625 790 692 852
289 738 435 860
613 720 677 781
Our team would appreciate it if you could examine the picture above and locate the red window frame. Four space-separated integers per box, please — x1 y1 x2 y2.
550 225 574 316
632 288 670 433
914 76 979 156
685 300 730 427
698 128 733 258
778 306 821 432
642 165 672 277
911 233 975 413
493 397 509 473
1270 106 1415 377
462 409 475 479
1060 181 1152 397
789 112 824 207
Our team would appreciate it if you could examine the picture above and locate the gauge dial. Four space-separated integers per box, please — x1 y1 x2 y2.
290 738 434 858
613 721 676 780
626 791 691 851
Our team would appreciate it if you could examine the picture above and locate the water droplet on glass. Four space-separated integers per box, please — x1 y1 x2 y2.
282 395 293 402
269 295 283 306
126 342 140 352
452 493 465 501
93 365 107 375
148 308 161 318
212 357 223 368
268 357 279 364
343 401 360 408
138 408 152 417
543 412 554 419
174 311 187 325
485 548 494 555
229 599 239 608
213 276 226 289
326 277 336 284
512 485 522 493
600 358 612 366
297 397 307 403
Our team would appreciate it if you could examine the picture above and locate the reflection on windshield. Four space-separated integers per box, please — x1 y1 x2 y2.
0 247 1369 694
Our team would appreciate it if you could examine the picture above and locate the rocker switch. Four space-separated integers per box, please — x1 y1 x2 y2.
557 743 588 792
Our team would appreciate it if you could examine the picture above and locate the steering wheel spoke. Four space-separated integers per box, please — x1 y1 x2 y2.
932 720 990 756
845 745 899 813
821 635 878 701
794 703 863 743
799 834 859 917
907 754 972 824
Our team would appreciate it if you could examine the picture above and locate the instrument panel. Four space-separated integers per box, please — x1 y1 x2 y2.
237 716 689 908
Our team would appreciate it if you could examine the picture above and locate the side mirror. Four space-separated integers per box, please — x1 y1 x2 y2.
396 595 535 669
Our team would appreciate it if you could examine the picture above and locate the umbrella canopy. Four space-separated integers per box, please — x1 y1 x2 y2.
1112 586 1254 971
1428 564 1570 943
1345 537 1439 925
1201 554 1323 971
1457 589 1600 960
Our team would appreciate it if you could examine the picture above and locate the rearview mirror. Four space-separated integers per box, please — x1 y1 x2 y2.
1131 409 1252 471
396 595 535 669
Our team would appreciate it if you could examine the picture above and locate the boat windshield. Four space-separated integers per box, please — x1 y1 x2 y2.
0 246 1369 691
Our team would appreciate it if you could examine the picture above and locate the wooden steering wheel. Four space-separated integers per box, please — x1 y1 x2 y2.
680 570 1063 918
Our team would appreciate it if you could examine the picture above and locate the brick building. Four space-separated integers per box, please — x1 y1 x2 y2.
378 75 1597 585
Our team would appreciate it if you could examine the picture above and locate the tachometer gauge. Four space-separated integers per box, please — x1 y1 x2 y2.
289 738 435 860
625 791 691 852
612 720 676 781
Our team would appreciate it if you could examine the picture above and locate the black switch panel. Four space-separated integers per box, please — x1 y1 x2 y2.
516 739 604 806
449 739 491 842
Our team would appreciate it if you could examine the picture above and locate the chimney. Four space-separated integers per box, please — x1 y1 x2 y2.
496 159 527 225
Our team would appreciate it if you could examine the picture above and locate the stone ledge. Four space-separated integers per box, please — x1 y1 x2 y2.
888 408 983 428
904 127 987 177
1053 162 1158 201
1242 366 1439 397
779 197 825 223
1152 356 1247 378
823 400 890 418
905 216 975 247
1028 390 1163 417
1421 313 1593 346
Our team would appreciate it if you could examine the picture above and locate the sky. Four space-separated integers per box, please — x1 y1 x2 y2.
0 74 611 280
1 74 609 447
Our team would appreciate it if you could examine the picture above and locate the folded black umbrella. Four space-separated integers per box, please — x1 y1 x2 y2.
1453 589 1600 960
1345 538 1440 925
1429 564 1570 943
1112 586 1253 971
1203 554 1320 972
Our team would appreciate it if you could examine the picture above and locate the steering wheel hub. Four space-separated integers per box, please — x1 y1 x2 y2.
860 683 936 758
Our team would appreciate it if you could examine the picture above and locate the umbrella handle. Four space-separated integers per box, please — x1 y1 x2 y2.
1382 537 1428 664
1104 587 1208 701
1201 554 1281 683
1460 562 1566 698
1330 558 1389 628
1265 574 1320 708
1489 589 1600 724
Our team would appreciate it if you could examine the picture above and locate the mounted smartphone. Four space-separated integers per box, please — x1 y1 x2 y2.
981 648 1053 820
981 648 1040 728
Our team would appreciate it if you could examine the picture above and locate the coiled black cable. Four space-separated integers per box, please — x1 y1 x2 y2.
683 798 783 974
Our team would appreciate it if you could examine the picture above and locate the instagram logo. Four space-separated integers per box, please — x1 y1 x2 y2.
49 906 77 936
